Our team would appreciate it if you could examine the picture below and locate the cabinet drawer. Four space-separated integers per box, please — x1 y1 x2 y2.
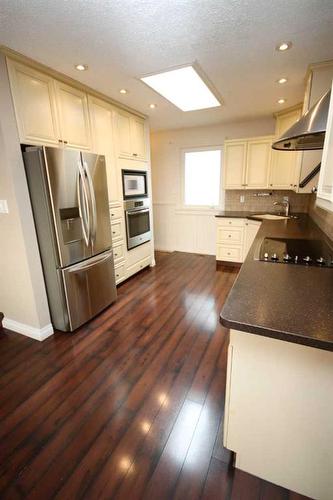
111 220 122 242
216 218 245 228
113 242 125 263
110 207 123 221
114 263 126 284
217 227 244 244
217 245 243 263
127 256 151 277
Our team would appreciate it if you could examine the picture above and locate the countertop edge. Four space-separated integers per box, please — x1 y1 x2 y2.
220 314 333 352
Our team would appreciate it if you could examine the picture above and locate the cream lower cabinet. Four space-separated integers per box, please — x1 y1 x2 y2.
224 330 333 500
7 59 60 145
110 208 127 285
224 137 273 190
216 218 261 264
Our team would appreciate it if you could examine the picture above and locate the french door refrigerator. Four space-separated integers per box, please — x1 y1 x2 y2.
23 146 117 332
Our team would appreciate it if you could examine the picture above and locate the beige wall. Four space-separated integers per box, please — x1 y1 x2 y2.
0 54 51 335
151 118 275 254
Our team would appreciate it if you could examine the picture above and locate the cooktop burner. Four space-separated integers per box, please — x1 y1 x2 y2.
258 238 333 267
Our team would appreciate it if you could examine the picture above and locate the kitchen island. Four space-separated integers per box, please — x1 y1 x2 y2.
219 213 333 500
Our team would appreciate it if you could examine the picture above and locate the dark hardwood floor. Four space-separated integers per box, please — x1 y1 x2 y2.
0 252 309 499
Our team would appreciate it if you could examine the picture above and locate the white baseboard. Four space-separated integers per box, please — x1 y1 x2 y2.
2 318 54 341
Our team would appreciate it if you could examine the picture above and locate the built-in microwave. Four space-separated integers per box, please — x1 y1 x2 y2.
122 170 148 199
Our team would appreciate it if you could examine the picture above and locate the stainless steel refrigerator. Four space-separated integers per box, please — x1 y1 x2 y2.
23 146 117 332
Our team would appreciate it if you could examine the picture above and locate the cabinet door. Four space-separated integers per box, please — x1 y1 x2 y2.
224 141 247 189
116 110 132 158
131 117 147 160
7 59 60 145
246 139 271 189
270 109 302 190
89 96 120 203
317 82 333 210
243 221 261 259
55 81 91 149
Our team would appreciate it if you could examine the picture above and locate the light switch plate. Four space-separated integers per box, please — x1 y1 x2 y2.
240 195 245 203
0 200 9 213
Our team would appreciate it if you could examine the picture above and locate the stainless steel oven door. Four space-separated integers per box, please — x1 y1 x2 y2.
125 208 152 250
61 249 117 331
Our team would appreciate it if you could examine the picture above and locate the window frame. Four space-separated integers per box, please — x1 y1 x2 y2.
179 145 224 212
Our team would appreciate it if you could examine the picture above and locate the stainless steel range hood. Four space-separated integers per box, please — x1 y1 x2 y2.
272 90 331 151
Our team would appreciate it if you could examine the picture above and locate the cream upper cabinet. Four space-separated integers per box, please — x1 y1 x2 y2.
115 110 147 161
130 116 146 159
245 138 271 189
269 106 302 190
7 59 60 145
54 81 91 150
116 110 132 157
317 81 333 211
224 137 272 190
88 96 120 203
224 141 247 188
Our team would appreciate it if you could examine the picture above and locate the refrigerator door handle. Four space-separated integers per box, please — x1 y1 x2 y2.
82 159 97 245
77 160 90 247
68 250 112 273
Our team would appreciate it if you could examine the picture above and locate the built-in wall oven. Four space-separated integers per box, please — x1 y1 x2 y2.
122 169 148 199
125 198 151 250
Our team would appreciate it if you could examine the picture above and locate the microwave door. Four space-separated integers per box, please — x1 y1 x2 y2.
123 171 147 198
81 152 112 255
43 147 93 266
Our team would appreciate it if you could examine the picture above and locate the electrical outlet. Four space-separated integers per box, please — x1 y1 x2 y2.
283 196 289 202
0 200 9 213
240 195 245 203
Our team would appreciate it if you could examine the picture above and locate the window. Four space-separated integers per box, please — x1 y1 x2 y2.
183 148 222 207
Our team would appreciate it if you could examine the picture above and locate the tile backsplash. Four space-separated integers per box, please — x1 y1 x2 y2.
225 190 311 213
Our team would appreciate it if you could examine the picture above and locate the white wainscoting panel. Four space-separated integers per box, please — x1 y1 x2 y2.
153 203 216 255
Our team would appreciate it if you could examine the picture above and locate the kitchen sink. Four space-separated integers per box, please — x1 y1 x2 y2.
252 214 290 220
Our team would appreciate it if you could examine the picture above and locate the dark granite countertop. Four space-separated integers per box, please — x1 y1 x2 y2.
220 214 333 351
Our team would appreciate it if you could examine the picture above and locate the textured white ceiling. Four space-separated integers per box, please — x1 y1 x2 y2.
0 0 333 130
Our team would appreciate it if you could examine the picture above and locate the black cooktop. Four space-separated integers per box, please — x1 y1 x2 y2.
258 237 333 267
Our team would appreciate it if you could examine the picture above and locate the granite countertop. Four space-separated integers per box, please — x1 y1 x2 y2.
220 214 333 351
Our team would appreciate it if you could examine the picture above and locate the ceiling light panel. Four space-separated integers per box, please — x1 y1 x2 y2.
141 66 221 112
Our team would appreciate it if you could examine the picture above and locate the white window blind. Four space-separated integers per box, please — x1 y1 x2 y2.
184 149 221 207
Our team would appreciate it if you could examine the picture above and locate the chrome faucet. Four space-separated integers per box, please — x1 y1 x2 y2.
274 200 290 216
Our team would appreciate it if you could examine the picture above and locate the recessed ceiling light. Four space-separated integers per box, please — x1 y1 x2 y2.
141 65 221 111
277 98 286 104
119 89 128 94
75 64 88 71
149 103 156 109
276 42 292 52
277 77 288 84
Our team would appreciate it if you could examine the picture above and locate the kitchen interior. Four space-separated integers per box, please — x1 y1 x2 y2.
0 1 333 499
